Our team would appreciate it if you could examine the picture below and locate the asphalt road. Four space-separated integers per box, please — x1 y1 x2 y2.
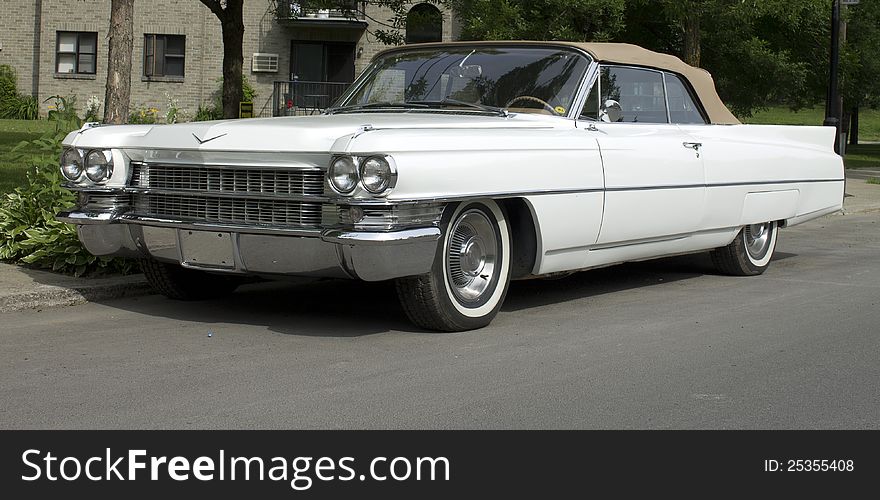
1 212 878 429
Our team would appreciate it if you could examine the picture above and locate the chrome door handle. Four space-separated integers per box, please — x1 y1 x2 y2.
683 142 702 157
586 123 599 132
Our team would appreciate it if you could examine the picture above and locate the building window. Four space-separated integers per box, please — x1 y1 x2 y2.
144 34 186 78
405 3 443 44
56 32 98 75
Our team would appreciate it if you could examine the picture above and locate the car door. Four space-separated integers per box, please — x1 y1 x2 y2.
578 65 706 245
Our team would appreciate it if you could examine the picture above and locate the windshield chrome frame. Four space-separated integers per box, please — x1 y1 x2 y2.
330 43 595 121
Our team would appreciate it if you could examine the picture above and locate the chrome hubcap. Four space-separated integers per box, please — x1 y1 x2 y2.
447 210 498 303
745 222 771 259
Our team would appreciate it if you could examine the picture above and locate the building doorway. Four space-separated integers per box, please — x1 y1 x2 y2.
286 41 356 112
290 41 355 83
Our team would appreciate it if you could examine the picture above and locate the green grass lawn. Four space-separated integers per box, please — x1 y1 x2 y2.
745 106 880 142
0 119 56 193
843 144 880 170
745 107 880 170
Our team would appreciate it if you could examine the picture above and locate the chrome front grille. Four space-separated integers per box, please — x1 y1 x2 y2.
123 161 443 231
130 163 325 196
132 193 323 226
129 162 327 227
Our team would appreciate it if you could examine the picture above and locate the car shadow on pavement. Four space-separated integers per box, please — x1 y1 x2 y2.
97 251 799 336
101 277 422 337
502 252 718 312
503 250 798 312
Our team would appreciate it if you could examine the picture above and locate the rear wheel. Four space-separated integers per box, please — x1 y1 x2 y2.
396 200 512 331
711 221 778 276
140 258 242 300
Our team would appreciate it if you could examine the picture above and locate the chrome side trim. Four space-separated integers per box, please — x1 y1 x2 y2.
322 227 441 246
57 209 126 224
604 178 845 192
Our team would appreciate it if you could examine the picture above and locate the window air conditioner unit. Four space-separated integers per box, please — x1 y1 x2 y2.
252 53 279 73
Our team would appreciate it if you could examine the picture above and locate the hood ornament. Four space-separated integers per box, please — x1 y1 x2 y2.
192 132 227 145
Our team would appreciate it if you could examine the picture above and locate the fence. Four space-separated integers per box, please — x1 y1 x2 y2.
275 1 366 21
272 81 351 117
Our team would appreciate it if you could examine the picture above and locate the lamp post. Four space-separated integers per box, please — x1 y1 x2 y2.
824 0 842 154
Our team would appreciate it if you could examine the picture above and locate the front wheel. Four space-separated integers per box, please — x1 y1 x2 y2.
140 258 242 300
396 200 512 332
710 221 779 276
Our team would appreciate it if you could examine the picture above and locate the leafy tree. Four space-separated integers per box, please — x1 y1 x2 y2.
840 1 880 142
452 0 836 117
449 0 626 42
624 0 830 117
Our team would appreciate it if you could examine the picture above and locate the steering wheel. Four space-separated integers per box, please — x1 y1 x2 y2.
505 96 561 116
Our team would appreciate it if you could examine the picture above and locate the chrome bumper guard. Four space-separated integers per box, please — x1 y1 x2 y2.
57 210 441 282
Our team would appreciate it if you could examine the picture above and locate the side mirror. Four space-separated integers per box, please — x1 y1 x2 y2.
600 99 622 123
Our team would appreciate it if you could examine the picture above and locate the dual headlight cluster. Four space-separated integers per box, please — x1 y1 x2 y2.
328 155 396 197
60 148 114 184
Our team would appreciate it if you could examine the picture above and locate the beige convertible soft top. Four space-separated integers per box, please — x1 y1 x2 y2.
381 41 741 125
571 42 740 124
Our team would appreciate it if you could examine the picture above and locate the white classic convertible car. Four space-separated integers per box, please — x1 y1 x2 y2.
58 41 844 331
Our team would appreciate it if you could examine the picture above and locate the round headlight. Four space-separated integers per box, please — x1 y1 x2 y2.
360 156 394 194
85 150 113 183
329 156 358 194
60 148 83 181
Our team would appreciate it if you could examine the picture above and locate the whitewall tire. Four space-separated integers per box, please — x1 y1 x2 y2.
711 221 779 276
396 200 512 331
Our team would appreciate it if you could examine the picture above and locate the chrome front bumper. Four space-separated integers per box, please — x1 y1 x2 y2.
58 210 441 281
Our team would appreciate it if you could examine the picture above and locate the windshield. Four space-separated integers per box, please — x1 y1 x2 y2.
333 46 591 116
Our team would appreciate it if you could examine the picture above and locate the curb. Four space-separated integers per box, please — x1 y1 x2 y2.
0 276 154 314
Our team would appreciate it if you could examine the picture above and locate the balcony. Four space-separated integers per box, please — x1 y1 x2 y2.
274 1 368 29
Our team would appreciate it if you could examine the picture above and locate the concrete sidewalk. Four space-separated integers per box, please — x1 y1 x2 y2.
0 264 150 313
839 173 880 215
0 170 878 314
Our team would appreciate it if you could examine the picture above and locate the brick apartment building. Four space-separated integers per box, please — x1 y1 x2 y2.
1 1 457 118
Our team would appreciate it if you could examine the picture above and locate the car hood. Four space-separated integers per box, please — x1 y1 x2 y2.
64 112 562 153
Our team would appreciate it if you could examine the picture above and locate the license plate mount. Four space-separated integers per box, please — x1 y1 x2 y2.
179 230 235 269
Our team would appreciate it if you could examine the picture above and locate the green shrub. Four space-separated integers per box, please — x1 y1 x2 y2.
128 105 159 124
0 65 40 120
193 103 223 122
0 65 16 100
0 132 133 276
45 95 83 133
193 74 257 121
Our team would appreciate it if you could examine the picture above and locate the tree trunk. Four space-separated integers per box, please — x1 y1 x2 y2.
682 12 701 67
103 0 134 124
221 15 245 119
850 106 859 145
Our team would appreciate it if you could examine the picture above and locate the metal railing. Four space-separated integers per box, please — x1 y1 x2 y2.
272 80 351 116
274 0 366 21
